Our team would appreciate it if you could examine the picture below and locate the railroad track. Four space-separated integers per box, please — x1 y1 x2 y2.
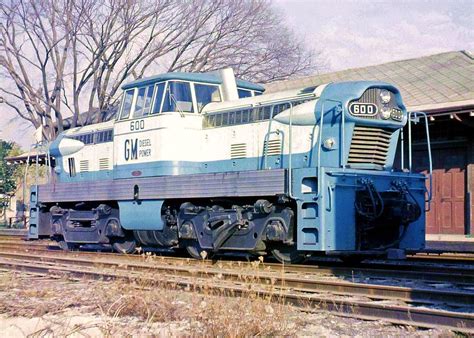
0 248 473 333
0 240 473 284
0 229 27 237
409 253 474 264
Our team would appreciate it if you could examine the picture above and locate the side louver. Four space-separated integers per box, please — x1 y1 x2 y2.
230 143 247 159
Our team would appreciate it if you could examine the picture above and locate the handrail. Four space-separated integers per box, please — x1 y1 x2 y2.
263 105 275 169
262 131 280 168
409 111 433 211
263 102 297 200
314 99 343 200
400 127 404 169
287 102 295 200
408 113 412 172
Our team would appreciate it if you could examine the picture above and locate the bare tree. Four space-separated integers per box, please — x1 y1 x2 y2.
0 0 77 139
0 0 323 140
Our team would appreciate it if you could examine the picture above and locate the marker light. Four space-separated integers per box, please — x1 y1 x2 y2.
380 89 391 104
323 138 336 150
381 106 391 119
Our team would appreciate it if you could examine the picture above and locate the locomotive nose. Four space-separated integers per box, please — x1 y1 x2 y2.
49 137 84 157
273 100 318 126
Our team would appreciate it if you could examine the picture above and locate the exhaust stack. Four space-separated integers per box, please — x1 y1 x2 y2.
219 68 239 101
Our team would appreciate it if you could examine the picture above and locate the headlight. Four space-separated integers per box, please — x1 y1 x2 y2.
380 90 391 104
380 106 391 119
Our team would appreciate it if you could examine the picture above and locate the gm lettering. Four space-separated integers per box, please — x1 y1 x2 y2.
124 138 152 161
124 139 138 160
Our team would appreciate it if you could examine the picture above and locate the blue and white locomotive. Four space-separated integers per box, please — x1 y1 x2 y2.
29 68 428 263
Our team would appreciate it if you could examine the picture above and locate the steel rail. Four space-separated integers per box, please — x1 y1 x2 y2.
410 253 474 262
0 256 473 333
0 242 473 285
0 250 473 308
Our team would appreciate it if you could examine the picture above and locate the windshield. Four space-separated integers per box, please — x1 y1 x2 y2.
162 81 194 113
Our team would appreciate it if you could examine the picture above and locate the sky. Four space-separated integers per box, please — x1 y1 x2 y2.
1 0 473 149
275 0 473 71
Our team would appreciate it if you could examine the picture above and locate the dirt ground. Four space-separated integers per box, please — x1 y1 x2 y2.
0 270 453 337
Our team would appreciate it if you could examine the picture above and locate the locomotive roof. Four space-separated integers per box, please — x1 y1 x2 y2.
121 72 265 92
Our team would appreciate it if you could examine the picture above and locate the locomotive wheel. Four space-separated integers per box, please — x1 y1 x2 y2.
58 239 78 251
185 240 211 260
271 245 304 264
112 237 137 254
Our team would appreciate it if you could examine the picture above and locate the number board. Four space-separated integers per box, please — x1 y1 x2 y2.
390 108 403 121
349 102 378 117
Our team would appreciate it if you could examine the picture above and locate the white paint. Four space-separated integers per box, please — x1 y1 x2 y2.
57 138 84 156
220 68 239 101
61 84 326 175
273 99 319 126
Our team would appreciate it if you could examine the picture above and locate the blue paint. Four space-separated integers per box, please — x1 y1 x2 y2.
122 72 265 92
55 152 310 181
44 79 426 253
292 167 426 251
118 200 165 230
27 185 39 240
307 81 406 172
49 134 65 157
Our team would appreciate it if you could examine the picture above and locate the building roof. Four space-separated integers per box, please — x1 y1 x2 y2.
5 150 51 165
122 71 265 92
265 51 474 113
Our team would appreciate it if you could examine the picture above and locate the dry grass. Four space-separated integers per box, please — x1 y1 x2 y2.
0 258 458 337
0 261 299 337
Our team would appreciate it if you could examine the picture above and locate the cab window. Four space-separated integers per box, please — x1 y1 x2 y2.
238 88 252 98
152 82 165 114
120 89 135 120
162 81 194 113
195 83 221 112
133 85 154 118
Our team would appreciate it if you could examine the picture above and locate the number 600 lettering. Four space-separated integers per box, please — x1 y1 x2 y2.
130 120 145 131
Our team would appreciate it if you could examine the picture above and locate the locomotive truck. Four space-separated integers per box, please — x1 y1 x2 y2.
27 69 430 263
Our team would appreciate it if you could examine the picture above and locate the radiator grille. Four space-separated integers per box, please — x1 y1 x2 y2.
263 138 282 156
358 88 378 103
351 88 398 120
99 158 110 170
79 160 89 173
348 126 393 167
230 143 247 159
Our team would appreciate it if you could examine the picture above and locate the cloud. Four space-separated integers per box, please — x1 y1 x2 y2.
276 0 474 71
